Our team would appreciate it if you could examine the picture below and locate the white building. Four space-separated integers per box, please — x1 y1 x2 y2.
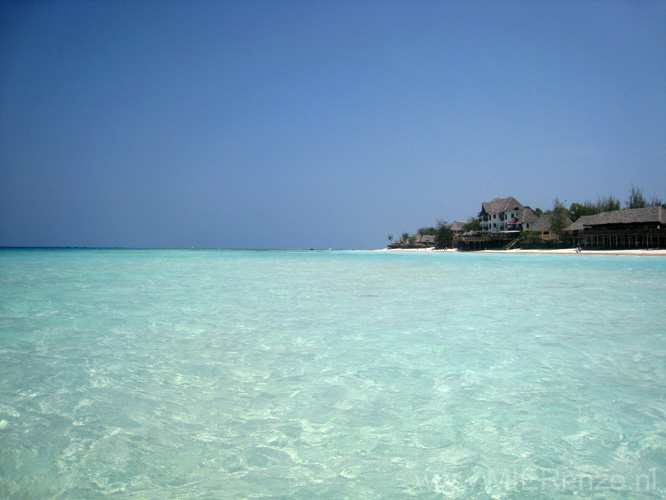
478 197 539 233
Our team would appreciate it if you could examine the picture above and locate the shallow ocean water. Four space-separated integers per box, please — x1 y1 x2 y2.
0 249 665 499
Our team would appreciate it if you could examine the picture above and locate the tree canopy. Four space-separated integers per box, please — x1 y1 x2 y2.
568 195 621 221
417 227 438 236
462 217 481 232
434 219 454 248
627 185 647 209
392 183 663 246
548 197 571 235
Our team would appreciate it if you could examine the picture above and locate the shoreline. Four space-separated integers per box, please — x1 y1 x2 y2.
378 247 666 256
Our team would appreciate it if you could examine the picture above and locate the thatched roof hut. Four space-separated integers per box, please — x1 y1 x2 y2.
479 197 524 216
450 221 466 233
417 234 436 245
565 206 666 232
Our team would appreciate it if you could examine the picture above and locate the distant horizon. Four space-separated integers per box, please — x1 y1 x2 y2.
1 185 663 250
0 246 369 251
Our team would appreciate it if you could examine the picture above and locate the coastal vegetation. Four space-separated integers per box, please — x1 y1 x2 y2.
388 220 453 249
462 217 481 232
627 184 663 210
416 227 437 236
567 186 662 221
434 219 455 248
389 185 665 250
547 197 571 235
568 196 621 221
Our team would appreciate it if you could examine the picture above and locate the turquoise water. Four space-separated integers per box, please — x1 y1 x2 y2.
1 249 665 499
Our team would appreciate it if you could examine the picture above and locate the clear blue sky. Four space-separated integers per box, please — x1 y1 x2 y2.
1 1 665 249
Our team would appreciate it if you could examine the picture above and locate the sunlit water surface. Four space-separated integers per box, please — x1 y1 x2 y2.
1 249 665 499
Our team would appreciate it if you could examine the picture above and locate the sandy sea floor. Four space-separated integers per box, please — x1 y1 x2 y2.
2 249 666 499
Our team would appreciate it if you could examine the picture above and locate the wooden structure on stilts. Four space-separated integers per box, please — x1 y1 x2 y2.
565 206 666 250
569 229 666 250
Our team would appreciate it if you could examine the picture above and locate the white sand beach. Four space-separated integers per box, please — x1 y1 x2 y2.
483 248 666 256
380 247 666 256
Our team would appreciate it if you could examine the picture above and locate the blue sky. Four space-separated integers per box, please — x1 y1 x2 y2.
1 1 664 249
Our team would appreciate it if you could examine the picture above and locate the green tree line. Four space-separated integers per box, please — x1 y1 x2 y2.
568 185 663 221
389 184 664 246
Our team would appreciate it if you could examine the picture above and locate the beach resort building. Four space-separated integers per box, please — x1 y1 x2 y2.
450 221 466 234
416 234 436 247
528 212 573 240
565 206 666 249
478 197 539 233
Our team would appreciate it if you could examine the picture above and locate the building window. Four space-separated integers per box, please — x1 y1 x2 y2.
493 223 496 228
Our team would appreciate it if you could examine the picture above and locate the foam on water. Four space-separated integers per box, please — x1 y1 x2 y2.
1 249 665 499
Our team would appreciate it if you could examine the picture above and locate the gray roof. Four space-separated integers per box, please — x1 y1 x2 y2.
450 221 466 232
503 207 539 228
417 234 436 244
564 214 595 232
528 214 552 232
565 206 666 231
481 197 524 215
528 213 573 232
518 207 540 224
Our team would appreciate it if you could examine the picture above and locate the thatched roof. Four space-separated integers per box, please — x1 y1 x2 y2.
565 206 666 231
565 215 595 232
450 221 466 232
518 207 540 224
417 234 436 244
481 197 524 215
529 213 573 232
